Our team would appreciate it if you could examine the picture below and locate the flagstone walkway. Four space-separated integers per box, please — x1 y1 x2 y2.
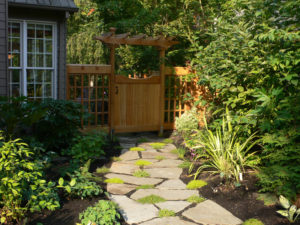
105 134 243 225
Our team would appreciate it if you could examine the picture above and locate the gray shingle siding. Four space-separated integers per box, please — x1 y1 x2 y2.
0 0 8 97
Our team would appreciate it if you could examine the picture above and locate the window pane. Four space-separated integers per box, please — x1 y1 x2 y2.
12 54 20 67
46 55 52 67
36 84 42 97
27 39 35 53
45 84 52 97
27 53 35 67
27 69 35 83
27 84 34 97
45 70 52 82
12 70 20 83
46 40 52 53
11 23 20 37
36 39 44 53
45 25 52 39
36 25 44 38
36 70 43 82
12 38 20 53
36 54 44 67
27 24 35 38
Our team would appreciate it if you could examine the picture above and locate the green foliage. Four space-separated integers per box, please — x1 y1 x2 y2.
133 170 150 178
162 138 173 144
242 218 264 225
96 167 110 174
130 147 145 151
63 131 107 162
276 195 300 223
189 110 260 183
256 193 277 206
178 161 191 169
155 155 166 161
104 178 124 184
135 159 152 168
150 143 166 150
186 180 207 189
186 195 205 203
175 108 199 135
137 195 166 204
136 184 155 190
0 134 60 223
111 156 122 162
158 209 176 218
79 200 121 225
171 147 186 159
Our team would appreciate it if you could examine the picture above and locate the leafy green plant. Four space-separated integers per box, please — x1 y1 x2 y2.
0 134 60 224
136 184 155 190
155 155 166 161
171 148 185 159
133 170 150 178
186 195 205 203
277 195 300 223
162 138 173 144
104 178 124 184
158 209 176 218
186 180 207 189
130 147 145 151
64 131 107 162
175 107 199 135
137 195 166 204
79 200 121 225
189 109 260 183
150 143 166 150
242 218 264 225
178 161 192 169
96 167 110 174
135 159 152 169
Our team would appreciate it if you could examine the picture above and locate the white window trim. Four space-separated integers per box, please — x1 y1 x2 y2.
8 19 58 99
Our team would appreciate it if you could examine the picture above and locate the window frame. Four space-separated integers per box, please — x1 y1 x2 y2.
8 19 58 99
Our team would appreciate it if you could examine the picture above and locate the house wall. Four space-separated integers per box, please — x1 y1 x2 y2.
0 0 8 96
8 6 67 99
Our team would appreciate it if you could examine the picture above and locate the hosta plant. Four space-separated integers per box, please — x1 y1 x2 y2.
277 195 300 223
189 109 260 183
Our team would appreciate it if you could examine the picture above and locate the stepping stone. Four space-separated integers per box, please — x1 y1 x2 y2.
120 151 140 161
131 189 198 201
105 173 163 186
107 183 137 195
151 159 183 168
155 201 191 213
109 162 136 174
182 200 243 225
144 167 182 179
141 152 178 160
156 179 187 190
139 216 197 225
162 144 177 153
110 195 158 224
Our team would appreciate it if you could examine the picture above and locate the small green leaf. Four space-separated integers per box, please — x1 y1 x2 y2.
277 210 288 217
65 186 71 193
58 178 64 186
1 217 6 223
70 178 76 187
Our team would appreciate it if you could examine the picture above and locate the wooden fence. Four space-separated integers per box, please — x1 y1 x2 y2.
66 64 206 132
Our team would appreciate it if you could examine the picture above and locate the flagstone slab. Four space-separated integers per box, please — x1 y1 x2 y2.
107 183 137 195
109 162 137 174
155 201 191 213
144 167 182 179
120 151 140 161
131 189 198 201
156 179 187 190
139 216 197 225
182 200 243 225
110 195 158 224
162 144 177 153
105 173 163 186
141 151 178 160
151 159 183 168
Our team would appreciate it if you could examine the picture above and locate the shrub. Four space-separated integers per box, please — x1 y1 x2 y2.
175 107 198 135
149 143 166 150
158 209 176 217
186 180 207 189
104 178 124 184
242 218 264 225
137 195 166 204
0 134 60 224
133 170 150 178
79 200 121 225
186 195 205 203
130 147 145 151
64 131 107 162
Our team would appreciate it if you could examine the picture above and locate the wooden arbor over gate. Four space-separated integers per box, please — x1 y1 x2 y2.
94 28 179 133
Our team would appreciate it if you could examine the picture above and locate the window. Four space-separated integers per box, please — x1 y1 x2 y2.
8 21 56 99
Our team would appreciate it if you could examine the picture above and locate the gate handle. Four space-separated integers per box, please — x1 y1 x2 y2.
115 86 119 95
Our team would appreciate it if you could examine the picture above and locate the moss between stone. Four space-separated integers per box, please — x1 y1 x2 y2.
104 178 124 184
186 180 207 189
130 147 145 151
162 138 173 144
136 184 155 190
135 160 152 167
186 195 205 203
149 143 166 150
242 218 264 225
96 167 110 174
178 161 191 169
158 209 176 218
137 195 166 204
155 155 166 161
133 170 150 178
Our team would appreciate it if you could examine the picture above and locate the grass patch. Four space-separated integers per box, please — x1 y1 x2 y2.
149 142 166 150
155 155 166 161
137 137 149 143
130 147 145 151
186 195 205 203
186 180 207 189
242 218 264 225
111 156 122 162
178 161 191 168
137 195 166 204
96 166 110 174
256 193 277 206
162 138 173 144
104 178 124 184
133 170 150 178
158 209 176 218
136 184 155 190
135 159 152 168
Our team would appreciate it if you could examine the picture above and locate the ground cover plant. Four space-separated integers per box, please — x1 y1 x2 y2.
133 170 150 178
155 155 166 161
104 178 124 184
186 195 205 204
149 143 165 150
129 147 145 151
96 167 110 174
158 209 175 218
136 184 155 190
135 159 152 168
162 138 173 144
186 180 207 189
137 195 166 204
242 219 264 225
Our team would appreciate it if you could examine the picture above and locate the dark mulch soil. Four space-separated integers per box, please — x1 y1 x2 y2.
173 132 300 225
